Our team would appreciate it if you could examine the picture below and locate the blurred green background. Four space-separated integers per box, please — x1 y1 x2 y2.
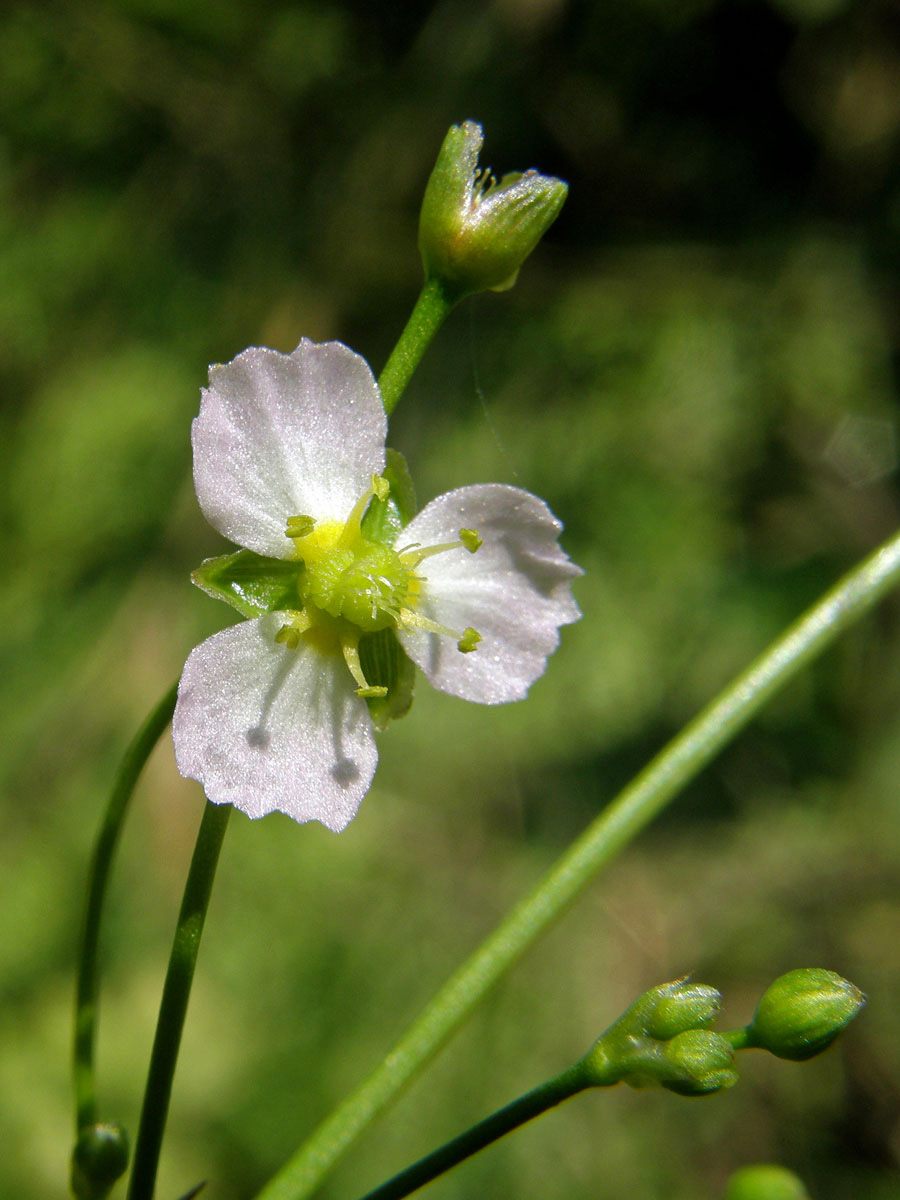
3 0 900 1197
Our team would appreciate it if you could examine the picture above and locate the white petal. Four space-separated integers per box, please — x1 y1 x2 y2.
192 340 387 558
173 615 377 831
398 484 582 704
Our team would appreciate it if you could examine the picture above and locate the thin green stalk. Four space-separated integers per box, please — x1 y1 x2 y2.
126 800 232 1200
254 528 900 1200
73 681 179 1133
377 278 456 416
355 1062 590 1200
723 1027 755 1051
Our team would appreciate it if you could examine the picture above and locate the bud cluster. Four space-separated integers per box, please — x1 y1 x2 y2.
575 968 865 1101
580 977 737 1097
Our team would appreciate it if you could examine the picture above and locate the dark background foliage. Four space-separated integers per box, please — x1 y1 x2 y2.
3 0 900 1196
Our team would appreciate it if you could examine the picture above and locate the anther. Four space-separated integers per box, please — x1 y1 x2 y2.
458 627 482 653
285 514 315 539
275 625 300 649
459 528 482 553
274 610 313 649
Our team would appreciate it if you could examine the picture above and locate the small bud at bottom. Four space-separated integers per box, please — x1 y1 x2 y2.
724 1165 811 1200
71 1122 130 1200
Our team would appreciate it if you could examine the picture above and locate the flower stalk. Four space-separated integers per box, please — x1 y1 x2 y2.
73 681 179 1136
126 800 232 1200
377 278 456 417
354 1063 589 1200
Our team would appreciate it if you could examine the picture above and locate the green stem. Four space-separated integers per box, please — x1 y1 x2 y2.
254 528 900 1200
377 278 456 416
73 681 179 1133
723 1027 755 1051
126 801 232 1200
355 1062 589 1200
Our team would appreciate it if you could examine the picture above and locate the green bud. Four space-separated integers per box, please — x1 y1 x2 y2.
70 1122 130 1200
607 978 722 1043
749 968 866 1061
642 977 722 1040
724 1165 811 1200
659 1029 739 1096
418 120 567 301
580 977 729 1092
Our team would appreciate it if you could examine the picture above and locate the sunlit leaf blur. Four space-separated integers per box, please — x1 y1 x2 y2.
3 1 900 1197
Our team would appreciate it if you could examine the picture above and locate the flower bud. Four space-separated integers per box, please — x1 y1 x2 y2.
70 1122 129 1199
609 978 722 1043
643 977 722 1040
724 1164 811 1200
659 1029 739 1096
581 978 730 1092
749 968 866 1062
418 121 567 301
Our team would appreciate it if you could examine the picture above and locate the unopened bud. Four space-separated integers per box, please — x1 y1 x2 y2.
581 977 731 1093
71 1122 129 1199
749 968 865 1061
611 977 722 1043
418 121 567 301
659 1029 739 1096
644 977 722 1040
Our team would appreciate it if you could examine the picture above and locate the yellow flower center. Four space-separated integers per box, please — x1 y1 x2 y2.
277 476 483 698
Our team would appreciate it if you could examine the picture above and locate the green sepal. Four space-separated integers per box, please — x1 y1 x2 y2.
359 629 416 730
361 448 417 546
192 550 301 619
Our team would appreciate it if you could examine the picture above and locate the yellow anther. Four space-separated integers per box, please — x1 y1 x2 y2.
285 514 315 539
274 610 313 650
459 528 482 553
371 474 390 502
458 627 481 653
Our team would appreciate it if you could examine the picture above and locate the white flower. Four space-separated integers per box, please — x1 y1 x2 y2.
173 339 581 831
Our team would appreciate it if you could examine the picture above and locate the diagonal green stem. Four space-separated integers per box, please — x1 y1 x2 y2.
126 800 232 1200
73 680 179 1133
355 1061 590 1200
253 528 900 1200
377 278 456 416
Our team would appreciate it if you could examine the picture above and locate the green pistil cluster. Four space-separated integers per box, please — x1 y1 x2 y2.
276 475 483 698
304 540 409 632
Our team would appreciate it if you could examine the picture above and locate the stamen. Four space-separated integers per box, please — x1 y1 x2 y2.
275 625 300 649
274 610 313 649
400 542 460 566
285 514 316 539
338 474 391 548
398 609 482 656
398 608 460 640
341 631 388 698
400 528 483 567
458 627 482 653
